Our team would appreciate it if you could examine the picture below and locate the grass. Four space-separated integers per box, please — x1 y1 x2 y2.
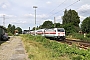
67 33 90 42
21 34 90 60
21 34 70 60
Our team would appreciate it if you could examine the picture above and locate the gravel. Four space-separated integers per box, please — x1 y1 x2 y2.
0 36 29 60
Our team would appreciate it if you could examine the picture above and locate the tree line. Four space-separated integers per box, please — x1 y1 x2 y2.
7 24 22 35
6 9 90 35
32 9 90 35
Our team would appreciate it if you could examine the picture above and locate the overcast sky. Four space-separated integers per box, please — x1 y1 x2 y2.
0 0 90 30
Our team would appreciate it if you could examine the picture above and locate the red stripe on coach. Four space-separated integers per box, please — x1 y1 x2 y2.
45 32 56 34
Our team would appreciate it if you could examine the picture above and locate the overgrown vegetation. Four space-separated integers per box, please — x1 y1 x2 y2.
21 34 90 60
67 33 90 42
81 17 90 33
7 24 22 36
33 9 80 35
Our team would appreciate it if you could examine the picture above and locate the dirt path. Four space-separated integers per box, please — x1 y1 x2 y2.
0 36 29 60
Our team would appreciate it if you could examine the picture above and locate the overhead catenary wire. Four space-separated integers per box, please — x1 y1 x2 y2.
51 0 80 17
75 5 90 17
41 0 67 20
43 0 80 20
48 0 67 14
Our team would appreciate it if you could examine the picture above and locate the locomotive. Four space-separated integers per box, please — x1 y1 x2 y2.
30 28 65 40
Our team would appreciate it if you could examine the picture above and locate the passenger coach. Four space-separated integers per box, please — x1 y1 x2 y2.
31 28 65 40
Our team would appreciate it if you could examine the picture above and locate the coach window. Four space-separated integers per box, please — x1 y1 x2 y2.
57 29 64 32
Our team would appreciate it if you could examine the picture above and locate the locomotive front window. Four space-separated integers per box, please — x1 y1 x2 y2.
57 29 64 32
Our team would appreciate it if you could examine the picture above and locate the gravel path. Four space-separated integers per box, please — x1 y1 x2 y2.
0 36 29 60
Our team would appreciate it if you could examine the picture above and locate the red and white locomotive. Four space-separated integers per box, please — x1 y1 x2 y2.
44 28 65 40
31 28 65 40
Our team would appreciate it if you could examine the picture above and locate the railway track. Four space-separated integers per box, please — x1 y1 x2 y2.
58 39 90 49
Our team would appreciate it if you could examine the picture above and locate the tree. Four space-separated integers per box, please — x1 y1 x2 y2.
7 24 22 34
41 20 54 28
7 24 15 34
11 25 15 34
7 24 12 33
32 27 35 30
32 26 39 30
63 23 79 35
55 23 62 28
62 9 80 34
81 17 90 33
39 25 43 29
16 27 22 34
62 9 80 27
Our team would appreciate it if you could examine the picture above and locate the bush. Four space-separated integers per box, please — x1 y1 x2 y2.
72 55 84 60
8 32 13 36
21 34 90 60
86 34 90 38
68 33 90 42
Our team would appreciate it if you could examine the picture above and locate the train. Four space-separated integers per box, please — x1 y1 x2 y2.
30 28 65 40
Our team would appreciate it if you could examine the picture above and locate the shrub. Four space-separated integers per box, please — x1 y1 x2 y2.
8 32 13 36
72 55 84 60
21 34 90 60
86 34 90 38
68 33 90 42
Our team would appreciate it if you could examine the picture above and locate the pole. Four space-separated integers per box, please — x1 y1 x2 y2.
29 27 30 34
35 8 36 36
54 17 56 28
3 15 5 27
33 6 37 36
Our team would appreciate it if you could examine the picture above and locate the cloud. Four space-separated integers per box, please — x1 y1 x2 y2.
2 4 7 8
56 16 62 24
0 0 89 30
46 1 51 4
24 14 48 19
0 1 11 9
11 20 27 24
24 13 49 26
78 4 90 16
37 14 47 18
79 15 86 26
78 4 90 11
0 14 17 18
80 15 86 21
24 14 34 18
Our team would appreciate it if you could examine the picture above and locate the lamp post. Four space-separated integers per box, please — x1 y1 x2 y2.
33 6 37 36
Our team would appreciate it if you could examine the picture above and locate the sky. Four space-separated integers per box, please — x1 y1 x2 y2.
0 0 90 30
